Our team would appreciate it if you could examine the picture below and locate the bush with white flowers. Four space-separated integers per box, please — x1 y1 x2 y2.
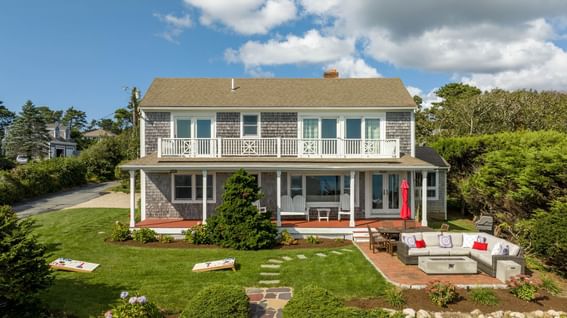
105 291 163 318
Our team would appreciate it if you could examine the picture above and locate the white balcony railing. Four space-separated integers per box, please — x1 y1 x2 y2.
158 138 400 159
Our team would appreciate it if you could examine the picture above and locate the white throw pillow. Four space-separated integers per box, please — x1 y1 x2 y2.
462 234 478 248
438 234 453 248
404 235 417 248
491 242 503 256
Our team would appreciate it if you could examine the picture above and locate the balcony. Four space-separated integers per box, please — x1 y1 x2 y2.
158 138 400 159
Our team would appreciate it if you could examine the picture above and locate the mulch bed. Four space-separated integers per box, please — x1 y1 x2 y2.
107 238 351 249
346 289 567 312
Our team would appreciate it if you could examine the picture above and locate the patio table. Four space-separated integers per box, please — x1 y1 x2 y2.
374 227 400 255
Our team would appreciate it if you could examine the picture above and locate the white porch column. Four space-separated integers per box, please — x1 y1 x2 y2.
410 171 415 220
276 170 282 227
129 170 136 228
202 170 207 224
349 170 355 227
421 170 428 227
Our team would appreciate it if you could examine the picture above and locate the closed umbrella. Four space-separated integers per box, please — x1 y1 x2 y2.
400 179 411 229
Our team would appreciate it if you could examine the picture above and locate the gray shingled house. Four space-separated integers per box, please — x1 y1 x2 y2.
121 71 449 237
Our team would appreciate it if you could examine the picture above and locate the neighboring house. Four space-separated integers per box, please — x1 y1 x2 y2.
46 122 77 158
121 71 449 236
83 128 117 140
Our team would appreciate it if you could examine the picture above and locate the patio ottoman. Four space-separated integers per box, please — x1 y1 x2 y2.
496 260 521 283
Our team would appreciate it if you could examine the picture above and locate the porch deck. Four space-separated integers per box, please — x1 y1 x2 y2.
134 218 421 236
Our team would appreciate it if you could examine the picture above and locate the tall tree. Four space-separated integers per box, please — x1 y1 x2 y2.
36 106 62 124
62 106 87 131
4 101 50 159
0 101 16 155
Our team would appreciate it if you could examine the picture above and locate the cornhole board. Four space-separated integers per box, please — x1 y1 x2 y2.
49 258 100 273
192 258 236 272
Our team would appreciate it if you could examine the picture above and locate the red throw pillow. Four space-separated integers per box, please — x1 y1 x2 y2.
415 240 426 248
472 241 488 251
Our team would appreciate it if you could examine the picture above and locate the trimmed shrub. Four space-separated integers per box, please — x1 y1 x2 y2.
107 291 163 318
0 171 24 205
158 234 174 244
306 235 321 244
206 169 277 250
283 285 343 318
111 221 131 241
181 285 248 318
0 205 53 316
426 280 458 307
79 136 125 181
132 228 157 244
469 288 499 306
184 224 211 244
384 287 406 309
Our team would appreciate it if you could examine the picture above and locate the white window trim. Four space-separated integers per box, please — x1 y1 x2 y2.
171 172 216 203
415 171 439 201
241 113 261 138
286 173 359 207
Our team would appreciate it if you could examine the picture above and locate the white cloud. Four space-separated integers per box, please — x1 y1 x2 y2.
184 0 296 35
226 29 355 66
325 57 380 78
407 86 443 108
154 13 192 43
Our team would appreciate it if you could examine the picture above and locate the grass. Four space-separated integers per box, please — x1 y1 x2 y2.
429 209 476 232
31 208 388 317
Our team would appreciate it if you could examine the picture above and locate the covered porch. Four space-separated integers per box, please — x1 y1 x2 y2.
122 154 441 235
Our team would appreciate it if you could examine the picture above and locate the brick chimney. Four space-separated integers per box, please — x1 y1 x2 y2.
324 68 339 79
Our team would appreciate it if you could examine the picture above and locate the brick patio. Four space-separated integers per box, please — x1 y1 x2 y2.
355 242 506 289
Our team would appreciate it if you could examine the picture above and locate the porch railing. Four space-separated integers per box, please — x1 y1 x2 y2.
158 138 399 159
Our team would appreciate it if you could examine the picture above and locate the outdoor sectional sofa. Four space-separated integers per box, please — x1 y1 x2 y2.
397 231 525 277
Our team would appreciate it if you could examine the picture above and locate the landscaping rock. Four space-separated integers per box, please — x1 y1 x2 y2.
490 311 504 318
510 312 525 318
471 309 483 317
531 311 544 318
403 308 416 318
417 309 431 318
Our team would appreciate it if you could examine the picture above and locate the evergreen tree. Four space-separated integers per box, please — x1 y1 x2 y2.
4 100 50 159
207 169 278 250
0 101 16 155
62 106 87 131
0 205 53 316
36 106 62 124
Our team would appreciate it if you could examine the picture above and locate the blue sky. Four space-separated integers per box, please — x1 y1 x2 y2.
1 0 567 120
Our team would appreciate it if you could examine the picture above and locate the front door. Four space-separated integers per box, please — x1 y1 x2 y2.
370 173 401 217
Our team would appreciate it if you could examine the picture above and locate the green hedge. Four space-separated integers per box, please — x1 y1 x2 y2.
0 157 87 205
181 284 249 318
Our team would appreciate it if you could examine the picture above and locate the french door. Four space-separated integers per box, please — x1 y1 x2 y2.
369 173 401 216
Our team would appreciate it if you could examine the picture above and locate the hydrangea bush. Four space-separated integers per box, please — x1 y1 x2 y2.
507 275 541 301
105 291 163 318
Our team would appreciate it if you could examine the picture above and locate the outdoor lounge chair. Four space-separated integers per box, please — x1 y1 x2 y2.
367 226 389 253
254 200 267 214
280 195 309 221
338 193 351 221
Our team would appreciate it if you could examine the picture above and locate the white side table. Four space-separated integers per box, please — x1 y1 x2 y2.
317 208 330 222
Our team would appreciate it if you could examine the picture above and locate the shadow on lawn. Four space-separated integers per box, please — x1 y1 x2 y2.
43 277 127 317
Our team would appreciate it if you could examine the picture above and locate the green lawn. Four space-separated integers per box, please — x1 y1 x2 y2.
429 209 477 232
31 208 388 317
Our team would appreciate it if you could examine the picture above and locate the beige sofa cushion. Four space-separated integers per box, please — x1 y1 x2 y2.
448 233 463 247
428 247 452 256
449 247 471 256
422 232 441 247
408 248 430 256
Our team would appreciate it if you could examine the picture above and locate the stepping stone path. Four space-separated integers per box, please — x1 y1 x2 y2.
316 253 327 257
268 259 284 264
331 251 343 255
247 287 292 318
261 264 281 269
260 272 280 276
297 254 307 259
281 256 293 261
259 280 280 285
341 248 354 252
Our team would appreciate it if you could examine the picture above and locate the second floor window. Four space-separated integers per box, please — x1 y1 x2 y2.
242 114 259 137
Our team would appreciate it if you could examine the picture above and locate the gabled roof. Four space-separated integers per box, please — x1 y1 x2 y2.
83 129 116 138
140 78 416 108
415 147 450 168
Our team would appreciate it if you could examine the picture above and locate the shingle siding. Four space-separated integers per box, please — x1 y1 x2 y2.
216 112 240 138
144 112 170 155
261 112 298 138
386 112 411 155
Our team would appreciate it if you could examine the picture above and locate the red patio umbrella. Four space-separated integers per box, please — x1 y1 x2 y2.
400 179 411 229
